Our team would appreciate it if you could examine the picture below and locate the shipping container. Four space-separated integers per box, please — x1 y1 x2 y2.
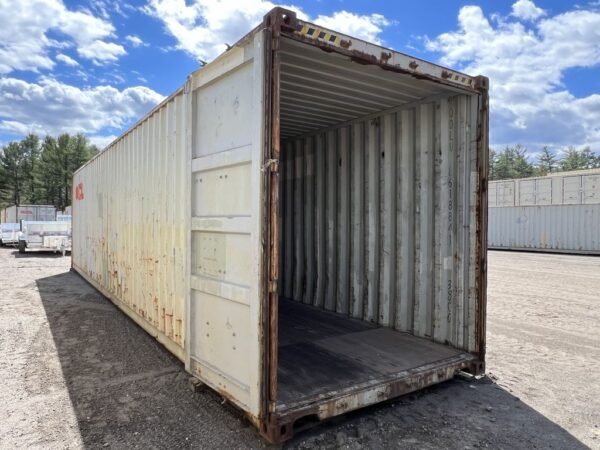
72 8 489 443
489 205 600 254
488 170 600 207
2 204 56 223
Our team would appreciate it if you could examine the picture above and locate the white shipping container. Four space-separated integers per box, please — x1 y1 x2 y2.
489 170 600 207
2 204 57 223
72 8 489 443
489 205 600 254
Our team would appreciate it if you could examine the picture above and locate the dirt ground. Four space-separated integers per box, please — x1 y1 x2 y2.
0 247 598 449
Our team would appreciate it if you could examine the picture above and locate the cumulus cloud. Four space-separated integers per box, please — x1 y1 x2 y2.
0 0 125 73
314 11 390 44
511 0 546 20
0 77 164 140
126 35 145 47
426 1 600 150
144 0 390 62
56 54 79 67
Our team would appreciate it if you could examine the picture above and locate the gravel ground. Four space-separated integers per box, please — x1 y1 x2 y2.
0 247 598 449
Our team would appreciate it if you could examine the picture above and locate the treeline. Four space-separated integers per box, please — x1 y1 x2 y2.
0 134 98 211
489 145 600 181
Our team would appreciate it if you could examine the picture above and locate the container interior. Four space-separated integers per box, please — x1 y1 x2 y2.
276 37 480 410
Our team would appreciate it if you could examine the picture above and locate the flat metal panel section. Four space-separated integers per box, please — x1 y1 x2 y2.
188 33 265 417
489 205 600 254
72 90 188 361
489 169 600 207
279 94 480 352
3 204 56 222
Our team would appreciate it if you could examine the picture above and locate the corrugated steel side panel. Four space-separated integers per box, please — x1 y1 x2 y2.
279 93 480 352
489 205 600 254
72 91 188 360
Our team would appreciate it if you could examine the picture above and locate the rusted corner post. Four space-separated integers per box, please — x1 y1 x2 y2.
260 7 298 444
473 75 489 375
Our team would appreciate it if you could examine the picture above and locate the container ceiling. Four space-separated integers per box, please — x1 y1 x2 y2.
280 37 452 139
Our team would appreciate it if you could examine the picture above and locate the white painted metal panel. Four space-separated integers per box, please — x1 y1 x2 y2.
536 178 552 205
489 205 600 254
563 176 581 204
279 94 480 352
583 175 600 204
188 32 265 417
497 181 515 206
519 180 535 206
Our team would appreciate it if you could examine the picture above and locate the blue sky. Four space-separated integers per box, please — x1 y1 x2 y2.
1 0 599 154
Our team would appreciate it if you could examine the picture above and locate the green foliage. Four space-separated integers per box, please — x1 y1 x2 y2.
559 146 600 171
489 145 600 181
0 133 98 210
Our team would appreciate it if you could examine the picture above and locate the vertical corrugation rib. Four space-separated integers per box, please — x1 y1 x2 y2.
366 119 381 322
397 109 415 332
350 122 366 319
415 103 434 338
337 127 351 315
304 136 316 304
380 114 397 326
284 141 295 299
293 139 305 302
314 133 327 308
325 130 338 311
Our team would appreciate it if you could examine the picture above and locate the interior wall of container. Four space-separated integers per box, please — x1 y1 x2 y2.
278 93 481 352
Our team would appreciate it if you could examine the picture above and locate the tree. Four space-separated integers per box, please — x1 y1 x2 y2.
20 134 41 203
535 146 558 176
36 133 98 210
0 141 28 205
488 148 498 180
559 146 598 171
492 145 534 180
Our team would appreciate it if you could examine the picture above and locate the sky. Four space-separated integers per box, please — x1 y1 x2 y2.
0 0 599 155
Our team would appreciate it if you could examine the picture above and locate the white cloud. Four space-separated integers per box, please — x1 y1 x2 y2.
88 134 119 149
78 40 126 63
0 77 164 138
126 35 145 47
56 54 80 67
426 2 600 150
144 0 390 62
512 0 546 20
0 0 125 73
314 11 390 44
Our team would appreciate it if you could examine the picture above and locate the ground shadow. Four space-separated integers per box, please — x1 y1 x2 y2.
11 249 69 259
36 271 588 449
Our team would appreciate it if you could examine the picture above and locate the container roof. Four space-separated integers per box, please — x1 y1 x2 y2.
279 37 473 139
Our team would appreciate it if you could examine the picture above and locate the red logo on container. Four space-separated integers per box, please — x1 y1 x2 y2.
75 182 84 200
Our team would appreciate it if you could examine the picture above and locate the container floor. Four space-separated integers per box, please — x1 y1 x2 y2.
277 298 469 409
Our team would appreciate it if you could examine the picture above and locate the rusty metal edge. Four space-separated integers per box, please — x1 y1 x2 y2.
474 76 489 369
259 7 286 443
280 22 478 95
270 353 476 442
